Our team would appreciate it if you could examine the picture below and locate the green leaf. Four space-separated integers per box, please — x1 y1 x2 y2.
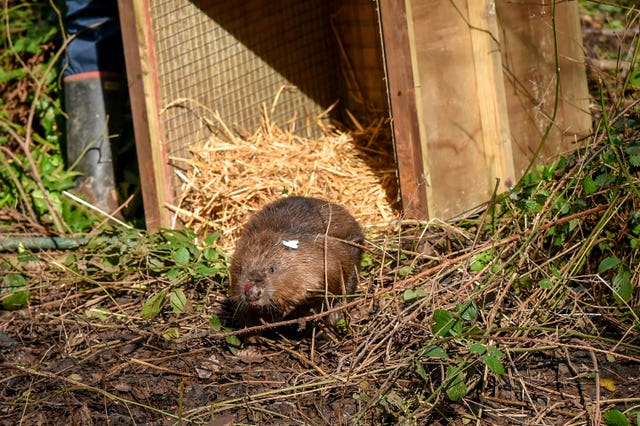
141 290 167 320
169 288 187 313
583 175 597 195
1 274 30 310
173 247 191 265
334 316 348 332
469 261 484 272
87 307 110 320
629 66 640 87
594 173 612 186
2 274 27 289
165 268 181 282
568 218 579 233
203 247 220 261
603 409 631 426
161 228 196 246
445 366 467 401
13 37 39 54
398 265 413 277
458 301 478 322
193 262 219 277
541 165 553 181
162 327 180 340
522 170 540 185
524 199 543 214
470 251 492 271
204 232 220 246
209 315 223 331
418 345 449 359
612 268 633 305
599 257 621 273
432 310 455 337
226 335 243 355
226 335 242 347
487 346 505 359
538 279 553 289
483 355 505 376
2 288 30 310
403 288 428 303
469 343 486 355
360 252 374 269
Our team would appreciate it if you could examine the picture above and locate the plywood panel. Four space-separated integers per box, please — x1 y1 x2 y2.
378 0 428 218
384 0 589 219
409 0 509 218
468 0 516 190
497 0 591 176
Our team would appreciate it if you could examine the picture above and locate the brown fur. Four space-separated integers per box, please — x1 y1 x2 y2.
228 196 364 327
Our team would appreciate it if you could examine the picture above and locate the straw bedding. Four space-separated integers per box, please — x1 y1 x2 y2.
168 106 399 247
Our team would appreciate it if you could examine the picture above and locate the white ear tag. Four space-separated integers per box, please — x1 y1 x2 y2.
282 239 299 249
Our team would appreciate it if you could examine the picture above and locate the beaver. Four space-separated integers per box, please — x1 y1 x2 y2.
228 196 364 328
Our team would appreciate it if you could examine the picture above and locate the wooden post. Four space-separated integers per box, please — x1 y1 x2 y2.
118 0 174 231
378 0 429 219
406 0 512 218
468 0 516 190
496 0 591 176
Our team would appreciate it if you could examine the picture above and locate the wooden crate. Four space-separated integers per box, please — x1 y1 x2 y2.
379 0 591 218
118 0 590 230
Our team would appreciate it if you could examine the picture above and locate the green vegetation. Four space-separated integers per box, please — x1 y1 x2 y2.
579 0 637 29
0 1 99 233
1 1 639 425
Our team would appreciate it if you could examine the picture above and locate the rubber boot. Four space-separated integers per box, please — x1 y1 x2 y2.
64 73 123 217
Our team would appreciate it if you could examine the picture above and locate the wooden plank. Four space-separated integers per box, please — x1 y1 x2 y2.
409 0 496 218
496 0 591 177
378 0 428 219
118 0 174 231
468 0 516 191
555 1 592 151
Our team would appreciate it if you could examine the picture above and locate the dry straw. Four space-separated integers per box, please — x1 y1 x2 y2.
167 100 399 247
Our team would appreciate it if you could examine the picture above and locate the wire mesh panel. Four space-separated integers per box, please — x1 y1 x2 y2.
333 2 387 119
150 0 340 177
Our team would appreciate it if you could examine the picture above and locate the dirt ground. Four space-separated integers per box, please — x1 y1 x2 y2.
2 255 640 425
2 6 640 426
3 194 640 425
